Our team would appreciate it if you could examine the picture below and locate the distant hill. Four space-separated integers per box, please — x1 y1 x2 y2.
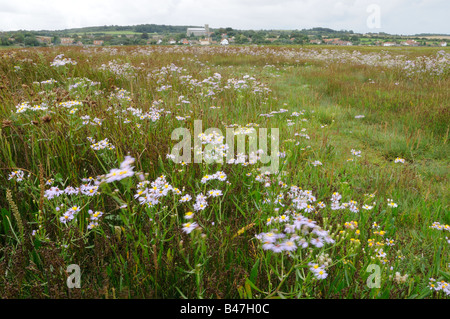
1 24 449 37
414 33 450 37
39 24 203 34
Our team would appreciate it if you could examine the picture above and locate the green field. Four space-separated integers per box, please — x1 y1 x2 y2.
0 45 448 299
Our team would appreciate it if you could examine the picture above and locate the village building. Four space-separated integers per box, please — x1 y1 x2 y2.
323 38 352 46
187 28 207 36
93 40 104 46
401 39 419 46
199 38 211 45
60 37 74 45
187 24 210 37
36 36 52 44
323 38 339 44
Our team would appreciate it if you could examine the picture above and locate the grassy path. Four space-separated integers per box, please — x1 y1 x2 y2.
263 63 449 297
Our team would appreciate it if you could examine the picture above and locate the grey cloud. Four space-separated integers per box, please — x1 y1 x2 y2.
0 0 447 34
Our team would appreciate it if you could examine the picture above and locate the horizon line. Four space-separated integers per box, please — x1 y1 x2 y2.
1 23 449 37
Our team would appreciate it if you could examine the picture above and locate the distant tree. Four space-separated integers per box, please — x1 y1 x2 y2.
24 35 39 46
141 32 149 39
14 33 25 43
225 28 235 37
1 37 13 46
109 37 131 45
235 34 249 44
273 38 291 45
136 38 147 45
251 32 265 44
211 34 221 42
174 33 185 41
290 31 304 39
243 30 255 37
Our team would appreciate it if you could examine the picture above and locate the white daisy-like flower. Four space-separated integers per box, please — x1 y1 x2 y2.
184 212 195 219
281 240 297 252
8 170 25 182
182 222 198 234
59 211 75 224
208 189 223 198
387 201 398 208
180 194 192 203
104 156 135 183
314 269 328 279
311 160 322 167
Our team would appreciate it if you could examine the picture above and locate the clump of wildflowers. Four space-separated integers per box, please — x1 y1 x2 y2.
87 210 104 230
103 156 135 183
59 206 80 224
51 54 77 67
8 170 25 182
429 278 450 296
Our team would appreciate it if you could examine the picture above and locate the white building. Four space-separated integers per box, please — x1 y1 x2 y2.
187 24 210 37
187 28 207 36
220 39 229 45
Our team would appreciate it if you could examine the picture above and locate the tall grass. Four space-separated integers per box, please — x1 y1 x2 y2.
0 45 448 299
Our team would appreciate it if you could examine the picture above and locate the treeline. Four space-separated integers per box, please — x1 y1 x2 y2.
1 25 448 48
52 24 200 34
134 24 197 33
1 31 44 47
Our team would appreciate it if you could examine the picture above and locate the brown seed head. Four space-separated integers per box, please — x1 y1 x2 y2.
41 115 52 123
2 119 13 128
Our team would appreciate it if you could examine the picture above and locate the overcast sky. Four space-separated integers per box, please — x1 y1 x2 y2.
0 0 448 35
